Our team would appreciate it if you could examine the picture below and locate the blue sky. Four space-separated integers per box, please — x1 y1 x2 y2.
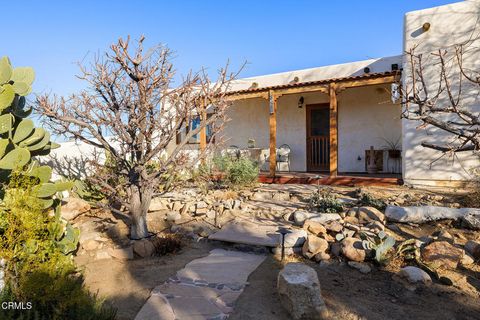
2 0 460 96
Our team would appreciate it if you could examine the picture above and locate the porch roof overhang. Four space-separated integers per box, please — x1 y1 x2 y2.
225 71 401 101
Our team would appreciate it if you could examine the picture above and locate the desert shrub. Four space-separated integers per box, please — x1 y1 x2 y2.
358 191 386 210
192 155 259 190
308 189 344 213
224 156 259 188
151 234 183 256
0 173 116 320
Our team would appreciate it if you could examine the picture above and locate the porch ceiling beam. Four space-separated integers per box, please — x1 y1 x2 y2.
329 83 338 177
336 74 399 90
225 91 269 101
273 84 329 97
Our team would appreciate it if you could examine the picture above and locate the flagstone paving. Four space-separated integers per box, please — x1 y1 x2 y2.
208 220 282 247
135 249 266 320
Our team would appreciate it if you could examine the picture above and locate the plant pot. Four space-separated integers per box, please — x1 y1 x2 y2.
388 150 401 159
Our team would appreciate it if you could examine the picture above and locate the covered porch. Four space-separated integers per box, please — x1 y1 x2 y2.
198 64 403 184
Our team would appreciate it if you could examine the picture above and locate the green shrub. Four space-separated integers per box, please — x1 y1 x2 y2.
192 155 259 190
224 156 259 188
308 189 344 213
0 174 116 320
359 191 386 210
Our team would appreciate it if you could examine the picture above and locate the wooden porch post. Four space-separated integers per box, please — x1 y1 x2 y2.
269 90 278 177
329 83 338 176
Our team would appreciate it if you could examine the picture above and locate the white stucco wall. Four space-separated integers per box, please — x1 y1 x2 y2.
339 85 402 173
223 85 401 173
402 0 480 186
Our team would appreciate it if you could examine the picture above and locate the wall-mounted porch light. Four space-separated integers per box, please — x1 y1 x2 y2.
298 96 304 108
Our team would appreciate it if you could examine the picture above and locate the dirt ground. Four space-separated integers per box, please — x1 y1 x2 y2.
75 183 480 320
76 241 216 320
79 237 480 320
231 256 480 320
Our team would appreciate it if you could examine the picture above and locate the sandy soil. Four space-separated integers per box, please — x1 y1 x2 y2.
77 241 215 320
231 256 480 320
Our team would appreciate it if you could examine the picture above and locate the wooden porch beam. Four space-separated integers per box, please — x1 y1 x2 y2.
269 90 278 177
225 91 269 101
329 83 338 177
337 74 399 90
273 84 328 96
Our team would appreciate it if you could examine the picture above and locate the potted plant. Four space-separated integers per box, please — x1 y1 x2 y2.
381 137 401 159
247 138 256 148
367 146 379 174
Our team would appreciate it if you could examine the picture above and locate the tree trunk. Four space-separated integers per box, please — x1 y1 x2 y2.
129 185 154 239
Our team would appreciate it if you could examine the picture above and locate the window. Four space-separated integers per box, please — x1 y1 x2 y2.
176 115 215 144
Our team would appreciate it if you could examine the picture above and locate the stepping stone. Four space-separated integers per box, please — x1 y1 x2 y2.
209 221 281 247
177 249 266 284
135 249 266 320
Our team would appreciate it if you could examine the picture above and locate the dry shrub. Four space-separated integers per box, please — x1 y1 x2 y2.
151 234 183 256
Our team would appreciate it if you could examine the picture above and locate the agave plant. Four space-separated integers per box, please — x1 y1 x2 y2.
360 231 396 264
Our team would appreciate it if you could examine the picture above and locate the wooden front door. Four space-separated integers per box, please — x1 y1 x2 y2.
306 104 330 171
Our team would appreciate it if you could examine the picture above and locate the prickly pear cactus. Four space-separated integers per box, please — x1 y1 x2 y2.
0 56 58 173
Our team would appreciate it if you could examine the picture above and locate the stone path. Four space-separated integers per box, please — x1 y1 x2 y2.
135 249 266 320
209 220 283 247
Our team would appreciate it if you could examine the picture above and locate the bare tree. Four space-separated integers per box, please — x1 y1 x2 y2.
36 36 239 239
402 34 480 154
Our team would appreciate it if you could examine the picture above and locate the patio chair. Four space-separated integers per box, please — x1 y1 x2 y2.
276 144 291 172
226 145 240 160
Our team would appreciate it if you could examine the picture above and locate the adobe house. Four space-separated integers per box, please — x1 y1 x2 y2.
189 0 480 187
51 1 479 188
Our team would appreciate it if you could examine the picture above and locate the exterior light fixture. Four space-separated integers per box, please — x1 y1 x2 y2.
422 22 431 32
363 67 370 74
391 83 400 103
298 96 304 108
277 227 292 261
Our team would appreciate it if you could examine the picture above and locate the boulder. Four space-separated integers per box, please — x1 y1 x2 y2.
82 239 101 251
397 266 432 284
323 220 343 233
251 191 273 201
347 261 371 274
284 229 308 248
357 207 384 224
364 221 384 233
302 236 329 259
277 263 328 320
432 230 454 243
341 237 367 262
61 197 90 221
309 213 343 225
461 253 475 266
313 252 331 262
422 241 464 269
294 210 320 226
385 206 480 223
303 220 327 236
133 239 156 258
272 192 290 201
148 197 169 211
462 213 480 230
165 211 182 222
464 240 480 259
